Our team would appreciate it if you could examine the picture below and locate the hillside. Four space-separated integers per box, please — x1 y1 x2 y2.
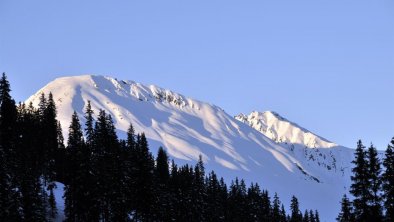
26 75 356 221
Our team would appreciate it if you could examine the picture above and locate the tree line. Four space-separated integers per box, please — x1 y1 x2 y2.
0 73 320 221
337 139 394 222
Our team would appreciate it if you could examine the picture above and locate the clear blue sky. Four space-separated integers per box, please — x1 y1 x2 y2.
1 0 393 150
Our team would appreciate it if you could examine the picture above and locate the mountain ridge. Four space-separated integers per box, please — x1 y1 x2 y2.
26 74 355 221
235 111 337 149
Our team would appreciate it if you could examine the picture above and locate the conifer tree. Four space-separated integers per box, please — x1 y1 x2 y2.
124 123 136 216
272 193 282 222
67 112 84 148
0 150 21 220
91 110 127 221
37 92 59 188
227 178 247 221
336 194 354 222
246 183 265 221
168 160 180 220
0 73 18 159
76 102 98 221
315 210 320 222
132 133 155 221
350 140 370 221
192 155 207 221
55 121 67 183
261 190 271 220
156 147 170 185
16 102 46 220
383 138 394 222
0 73 22 220
303 209 309 222
169 163 195 221
281 204 288 222
205 171 226 221
290 195 302 222
84 100 94 145
126 123 136 151
64 111 87 222
56 121 65 149
366 144 383 221
154 147 171 220
309 210 316 222
38 93 47 118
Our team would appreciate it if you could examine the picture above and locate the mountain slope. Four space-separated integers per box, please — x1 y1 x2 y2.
235 111 337 149
235 111 352 182
26 75 355 221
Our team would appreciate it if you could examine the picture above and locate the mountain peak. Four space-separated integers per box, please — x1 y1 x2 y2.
235 111 337 149
26 74 353 220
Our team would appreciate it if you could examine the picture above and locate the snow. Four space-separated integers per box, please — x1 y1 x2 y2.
54 182 65 222
235 111 337 149
26 75 358 221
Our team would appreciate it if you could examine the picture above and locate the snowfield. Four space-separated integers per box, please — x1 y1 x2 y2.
27 75 358 221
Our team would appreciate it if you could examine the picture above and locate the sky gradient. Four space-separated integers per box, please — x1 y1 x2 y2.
1 0 393 150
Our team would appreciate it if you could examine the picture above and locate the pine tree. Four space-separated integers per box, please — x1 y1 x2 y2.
0 73 18 157
336 194 354 222
91 110 127 221
272 193 282 222
281 204 288 222
315 210 320 222
131 132 155 221
246 183 261 221
261 190 271 220
84 100 94 145
0 73 22 220
16 102 47 221
124 123 136 217
56 121 65 149
38 92 59 185
38 93 47 118
75 102 98 221
191 155 207 221
246 183 267 221
55 121 67 183
366 144 383 221
382 138 394 222
153 147 170 221
90 110 110 220
154 147 171 221
168 163 195 221
155 147 170 185
290 195 302 222
205 171 226 221
350 140 370 221
0 150 21 221
271 193 286 222
303 209 309 222
64 111 87 222
126 123 136 151
309 210 316 222
168 160 180 221
227 178 247 221
67 112 84 149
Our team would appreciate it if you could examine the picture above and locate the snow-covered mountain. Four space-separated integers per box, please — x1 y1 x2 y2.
235 111 337 149
26 75 356 221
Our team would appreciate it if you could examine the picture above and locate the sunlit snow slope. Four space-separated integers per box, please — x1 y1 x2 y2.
235 111 337 149
27 75 355 221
